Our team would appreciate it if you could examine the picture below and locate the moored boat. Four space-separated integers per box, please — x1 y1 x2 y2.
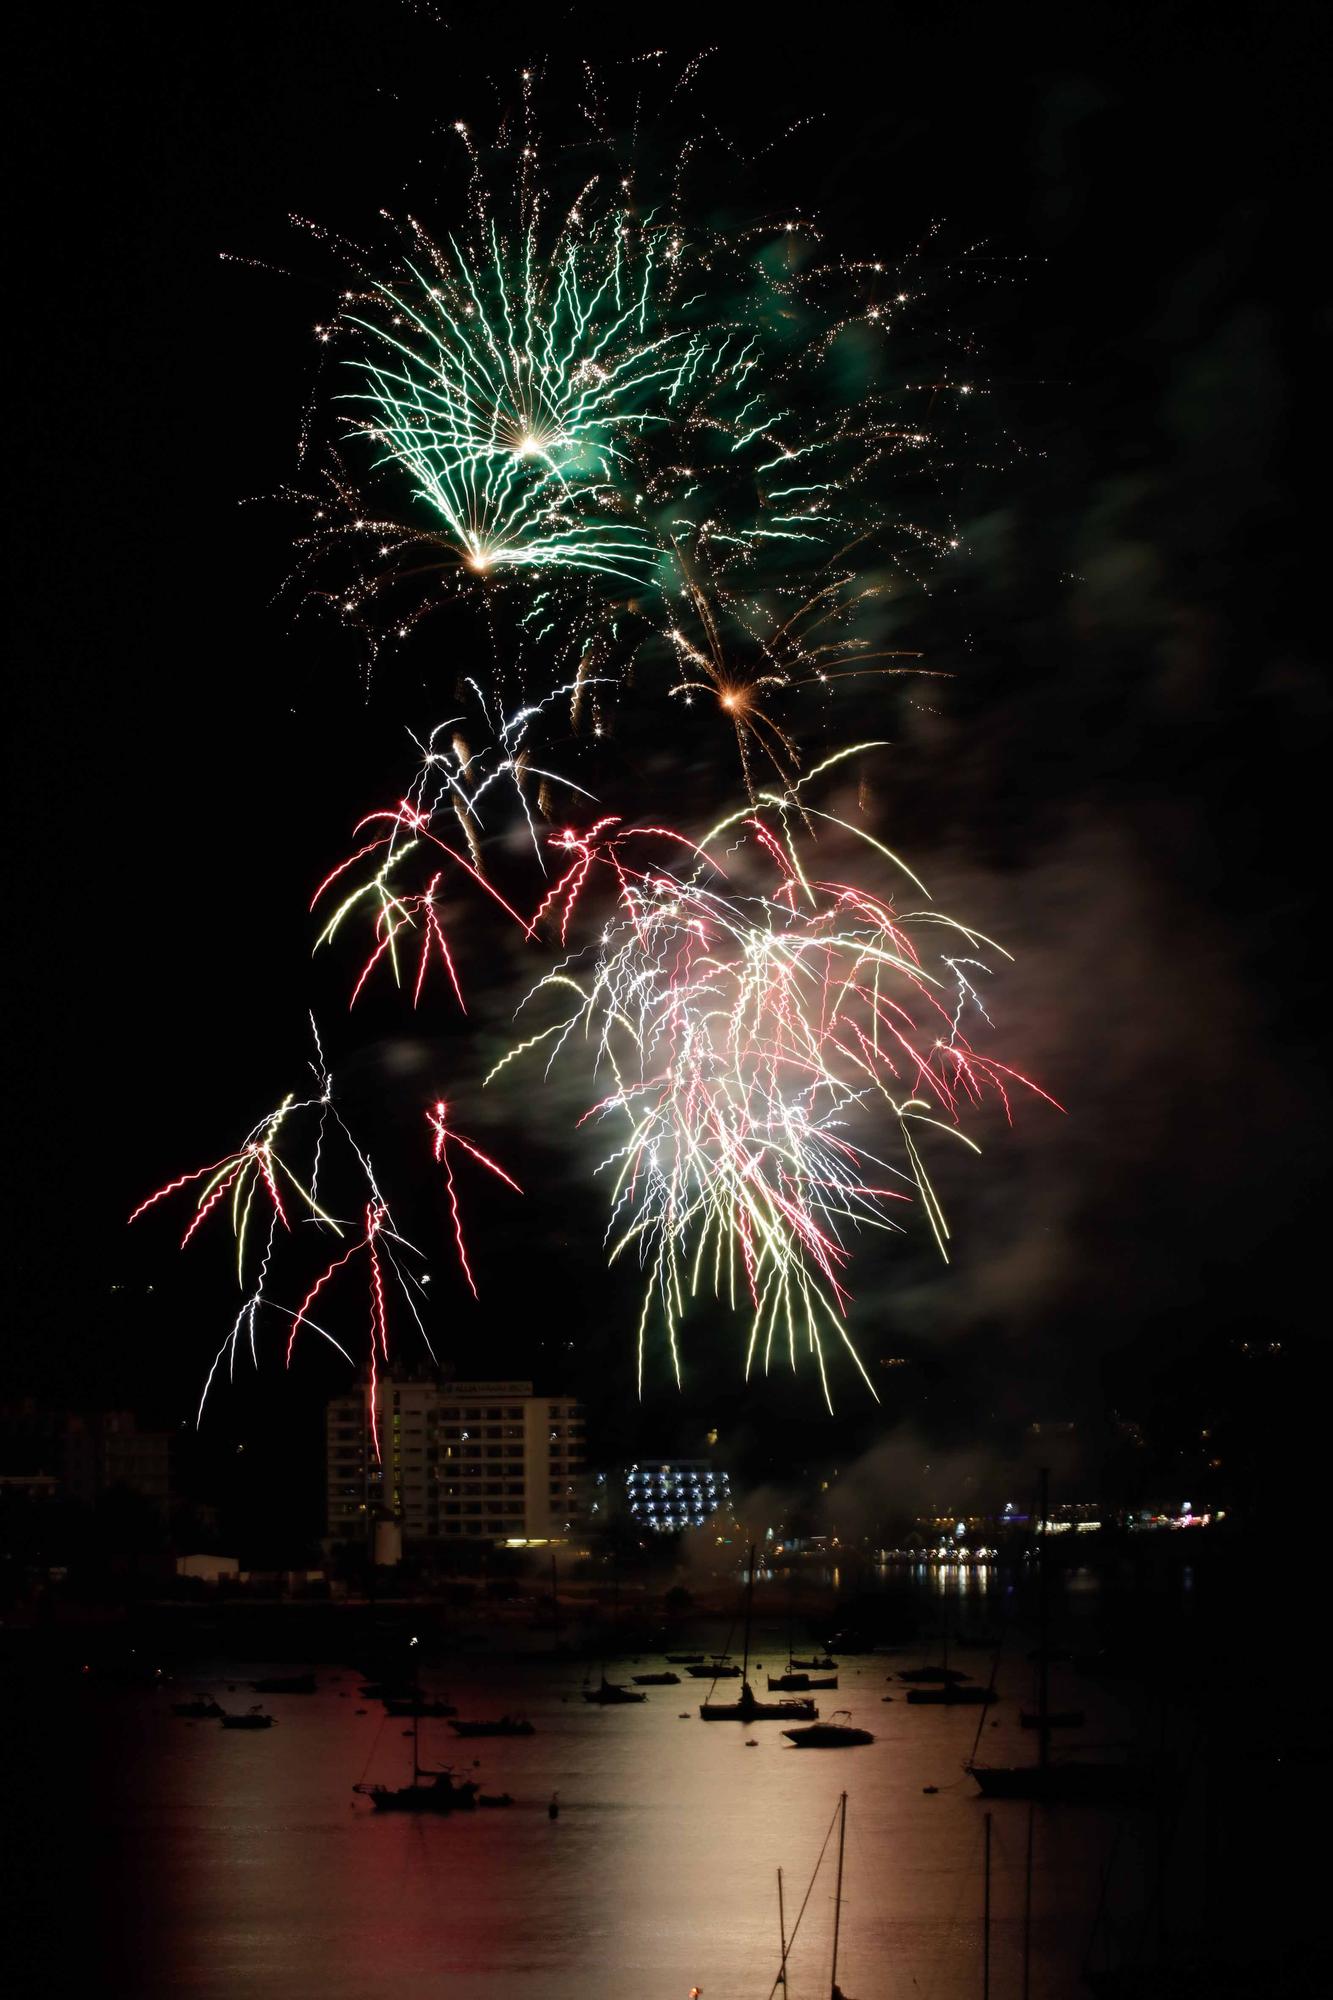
448 1715 534 1737
355 1770 478 1813
700 1548 818 1721
583 1677 646 1705
353 1686 478 1812
782 1712 874 1748
907 1683 997 1706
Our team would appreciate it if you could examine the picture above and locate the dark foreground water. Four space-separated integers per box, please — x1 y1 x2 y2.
6 1564 1320 1996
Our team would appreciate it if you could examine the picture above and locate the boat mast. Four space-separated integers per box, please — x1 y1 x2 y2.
412 1648 422 1784
982 1811 993 1999
777 1868 788 1990
1036 1467 1051 1776
829 1791 847 2000
1022 1800 1034 1999
742 1544 756 1687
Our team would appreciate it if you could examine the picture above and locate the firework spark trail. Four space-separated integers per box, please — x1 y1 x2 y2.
128 1093 341 1269
426 1101 523 1299
531 816 715 944
404 677 608 864
311 790 535 1006
131 1060 441 1446
493 756 1059 1403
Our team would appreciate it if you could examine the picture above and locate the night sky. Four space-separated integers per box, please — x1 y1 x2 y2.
5 4 1325 1536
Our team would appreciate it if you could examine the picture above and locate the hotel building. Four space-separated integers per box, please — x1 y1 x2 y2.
325 1376 586 1545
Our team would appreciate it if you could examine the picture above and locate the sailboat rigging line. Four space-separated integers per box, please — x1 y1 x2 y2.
965 1610 1012 1767
700 1616 739 1699
1080 1821 1124 1980
765 1797 843 2000
357 1708 392 1786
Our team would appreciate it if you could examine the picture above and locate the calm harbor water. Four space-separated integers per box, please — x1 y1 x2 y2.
14 1570 1193 1999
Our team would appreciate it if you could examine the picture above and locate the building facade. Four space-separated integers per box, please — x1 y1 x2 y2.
62 1410 173 1511
326 1376 586 1545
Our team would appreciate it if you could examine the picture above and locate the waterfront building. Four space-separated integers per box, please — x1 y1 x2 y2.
325 1375 586 1545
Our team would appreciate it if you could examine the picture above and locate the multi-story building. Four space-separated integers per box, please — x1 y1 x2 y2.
622 1459 732 1533
325 1376 586 1546
62 1410 173 1511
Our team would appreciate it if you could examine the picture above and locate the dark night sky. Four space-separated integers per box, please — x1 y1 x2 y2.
4 4 1326 1522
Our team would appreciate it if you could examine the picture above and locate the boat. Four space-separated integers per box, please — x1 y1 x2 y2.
700 1547 819 1723
768 1672 838 1691
632 1671 681 1685
971 1759 1169 1803
966 1470 1169 1805
907 1683 997 1706
220 1706 275 1729
172 1696 223 1719
687 1660 739 1678
583 1677 646 1704
702 1684 818 1722
383 1695 458 1718
352 1694 477 1813
898 1664 970 1683
790 1656 838 1671
665 1653 705 1665
769 1791 855 2000
782 1712 874 1748
448 1715 534 1737
251 1673 316 1694
582 1565 648 1704
1020 1707 1085 1729
356 1768 478 1813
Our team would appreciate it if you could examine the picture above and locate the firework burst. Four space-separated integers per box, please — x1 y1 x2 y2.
490 750 1058 1403
277 83 988 792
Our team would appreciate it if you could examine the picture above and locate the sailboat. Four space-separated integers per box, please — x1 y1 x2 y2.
769 1595 838 1689
967 1470 1167 1804
768 1793 854 1999
383 1692 458 1718
583 1675 647 1704
898 1584 969 1683
901 1555 995 1702
700 1547 818 1722
907 1680 997 1706
353 1695 478 1813
582 1566 647 1704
